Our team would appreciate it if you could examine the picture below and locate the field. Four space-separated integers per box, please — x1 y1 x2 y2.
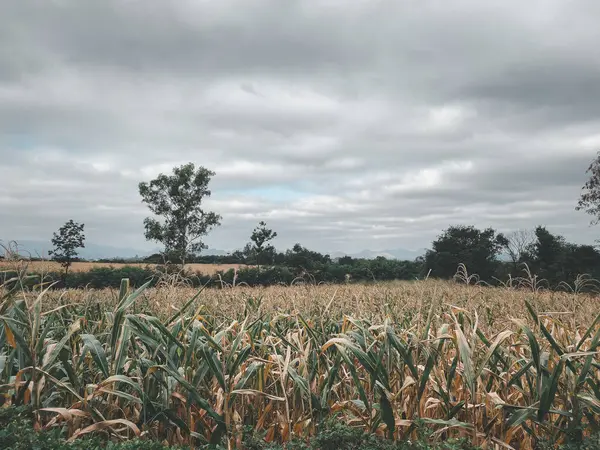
2 260 247 275
0 277 599 449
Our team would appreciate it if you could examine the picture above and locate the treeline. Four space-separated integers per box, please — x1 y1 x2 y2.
424 224 600 288
4 224 600 291
1 257 424 290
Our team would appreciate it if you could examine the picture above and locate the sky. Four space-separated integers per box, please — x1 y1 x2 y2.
2 0 600 254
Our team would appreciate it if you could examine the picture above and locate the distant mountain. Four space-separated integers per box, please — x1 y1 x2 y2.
2 238 426 262
1 240 153 260
1 239 229 260
331 248 427 261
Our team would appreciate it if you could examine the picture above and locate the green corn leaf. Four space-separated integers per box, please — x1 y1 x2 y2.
111 281 151 353
335 343 370 410
3 318 32 364
42 319 81 371
576 311 600 351
525 300 576 374
517 321 541 374
447 354 459 390
476 330 513 380
418 351 437 403
184 326 201 368
386 328 419 380
200 345 225 391
228 346 251 377
156 364 224 426
113 323 131 375
96 388 142 404
377 382 395 439
99 374 143 394
117 278 130 306
577 325 600 388
233 361 259 391
455 323 475 397
59 347 80 392
507 407 535 428
288 366 310 400
143 315 184 351
196 325 224 353
448 401 466 419
577 394 600 415
35 314 55 356
539 359 564 421
80 334 110 378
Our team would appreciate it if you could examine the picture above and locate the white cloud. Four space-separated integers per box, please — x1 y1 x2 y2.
1 0 599 253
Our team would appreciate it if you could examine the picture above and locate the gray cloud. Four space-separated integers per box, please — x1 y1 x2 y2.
1 0 599 254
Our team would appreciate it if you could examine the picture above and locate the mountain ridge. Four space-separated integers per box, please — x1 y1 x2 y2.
2 239 426 261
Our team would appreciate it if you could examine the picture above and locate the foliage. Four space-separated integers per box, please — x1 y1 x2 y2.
285 243 333 271
1 257 427 290
520 226 600 286
577 150 600 224
139 163 222 266
0 406 186 449
49 220 86 277
249 221 278 268
425 225 506 281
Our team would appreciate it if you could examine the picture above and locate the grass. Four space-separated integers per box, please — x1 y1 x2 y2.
0 274 598 449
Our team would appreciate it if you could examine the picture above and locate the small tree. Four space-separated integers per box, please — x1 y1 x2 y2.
139 163 222 267
49 219 85 278
502 229 536 272
249 221 277 270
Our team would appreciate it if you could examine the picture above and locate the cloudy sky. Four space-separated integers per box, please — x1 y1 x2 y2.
2 0 600 254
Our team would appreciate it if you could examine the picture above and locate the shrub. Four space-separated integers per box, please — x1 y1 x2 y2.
0 406 188 450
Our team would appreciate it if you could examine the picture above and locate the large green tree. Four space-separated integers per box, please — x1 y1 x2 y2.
425 225 507 281
139 163 222 266
49 219 85 277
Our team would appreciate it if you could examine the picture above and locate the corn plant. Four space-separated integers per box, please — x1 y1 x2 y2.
0 275 598 449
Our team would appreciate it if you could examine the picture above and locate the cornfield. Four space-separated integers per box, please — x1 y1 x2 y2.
0 274 599 449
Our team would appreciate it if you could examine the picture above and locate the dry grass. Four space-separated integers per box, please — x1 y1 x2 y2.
2 260 247 275
39 279 599 331
1 277 599 448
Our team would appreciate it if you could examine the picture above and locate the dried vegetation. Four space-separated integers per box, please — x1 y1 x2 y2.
0 266 598 449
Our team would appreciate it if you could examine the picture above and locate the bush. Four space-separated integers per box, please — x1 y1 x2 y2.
0 406 188 450
1 408 598 450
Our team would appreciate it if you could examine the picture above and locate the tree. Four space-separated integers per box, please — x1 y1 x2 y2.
49 219 85 278
425 225 506 281
502 229 536 271
526 226 573 285
576 151 600 224
138 163 222 267
517 225 600 286
285 243 331 271
249 221 277 269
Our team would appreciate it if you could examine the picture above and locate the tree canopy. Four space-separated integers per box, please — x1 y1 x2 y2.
577 151 600 224
139 163 222 265
49 219 86 276
425 225 507 280
250 221 277 268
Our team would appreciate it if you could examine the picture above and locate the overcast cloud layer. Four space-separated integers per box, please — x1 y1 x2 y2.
2 0 600 254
